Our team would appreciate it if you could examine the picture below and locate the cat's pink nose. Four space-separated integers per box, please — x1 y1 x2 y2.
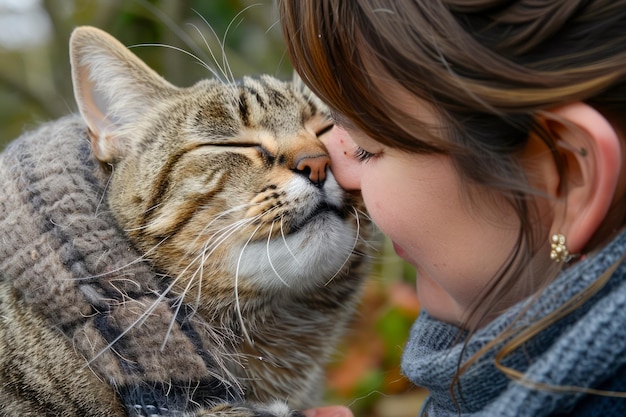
295 155 330 187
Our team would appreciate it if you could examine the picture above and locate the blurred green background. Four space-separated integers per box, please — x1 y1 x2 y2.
0 0 292 148
0 1 424 416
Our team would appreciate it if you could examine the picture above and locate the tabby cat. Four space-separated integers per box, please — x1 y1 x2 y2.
0 26 374 416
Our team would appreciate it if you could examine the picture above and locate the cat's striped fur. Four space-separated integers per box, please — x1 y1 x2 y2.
0 27 375 416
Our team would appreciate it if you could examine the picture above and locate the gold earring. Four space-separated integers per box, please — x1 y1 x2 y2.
550 233 570 263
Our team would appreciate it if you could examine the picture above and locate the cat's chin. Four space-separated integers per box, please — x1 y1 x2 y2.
228 213 359 292
290 204 343 233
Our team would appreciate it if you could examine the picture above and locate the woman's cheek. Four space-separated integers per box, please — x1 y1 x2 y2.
360 178 394 234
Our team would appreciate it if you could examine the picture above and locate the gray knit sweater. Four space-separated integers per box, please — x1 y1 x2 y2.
402 230 626 416
0 116 242 415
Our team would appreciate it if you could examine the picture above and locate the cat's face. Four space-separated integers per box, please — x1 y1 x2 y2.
70 27 368 299
106 76 364 296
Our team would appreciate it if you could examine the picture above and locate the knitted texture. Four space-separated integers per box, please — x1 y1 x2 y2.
0 116 242 415
402 230 626 416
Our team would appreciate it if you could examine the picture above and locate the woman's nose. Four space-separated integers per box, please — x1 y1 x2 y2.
320 126 362 191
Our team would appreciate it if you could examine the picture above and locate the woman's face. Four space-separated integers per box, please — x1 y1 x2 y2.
323 122 521 325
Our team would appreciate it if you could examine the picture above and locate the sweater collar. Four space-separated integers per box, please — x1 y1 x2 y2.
402 230 626 415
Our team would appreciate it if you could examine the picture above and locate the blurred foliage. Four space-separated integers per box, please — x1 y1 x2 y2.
0 0 290 147
0 1 423 416
326 240 425 417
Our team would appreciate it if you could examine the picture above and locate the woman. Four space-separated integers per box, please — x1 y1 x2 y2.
279 1 626 416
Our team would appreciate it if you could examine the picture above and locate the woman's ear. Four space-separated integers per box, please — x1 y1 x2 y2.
541 102 622 255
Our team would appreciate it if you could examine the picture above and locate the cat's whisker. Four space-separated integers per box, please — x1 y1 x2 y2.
266 220 290 287
194 244 207 309
280 216 301 265
162 291 194 351
95 164 114 217
106 277 143 301
133 0 213 66
93 261 202 361
266 20 291 78
235 222 264 345
350 210 380 256
173 210 251 279
324 206 362 287
355 207 374 222
160 256 205 351
265 18 282 36
190 215 260 265
69 235 171 282
220 4 262 87
187 203 254 251
185 21 230 85
195 214 270 278
190 210 264 269
164 214 264 325
175 214 257 275
87 278 177 365
131 43 226 82
190 12 236 91
161 232 218 349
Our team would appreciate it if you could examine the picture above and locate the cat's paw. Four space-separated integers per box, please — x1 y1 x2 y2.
189 401 304 417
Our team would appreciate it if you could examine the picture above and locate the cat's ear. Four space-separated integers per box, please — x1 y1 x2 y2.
291 71 329 116
291 72 306 92
70 26 176 162
291 72 317 99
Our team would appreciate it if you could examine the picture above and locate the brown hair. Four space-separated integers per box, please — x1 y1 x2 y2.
279 0 626 398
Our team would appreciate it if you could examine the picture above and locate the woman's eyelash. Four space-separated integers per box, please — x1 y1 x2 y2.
354 146 376 162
